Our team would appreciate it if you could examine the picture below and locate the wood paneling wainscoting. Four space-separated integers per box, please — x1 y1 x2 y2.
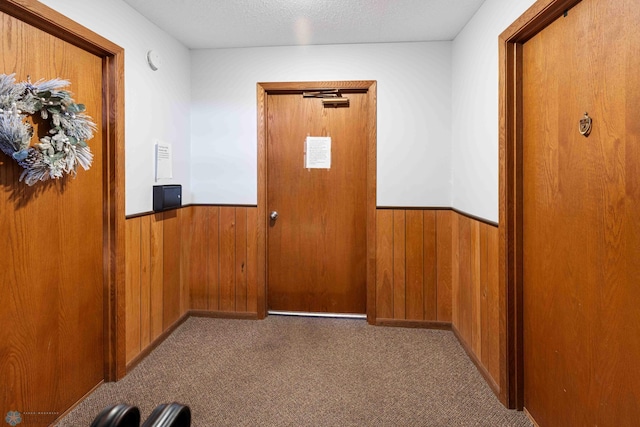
181 206 259 315
125 205 502 400
375 208 501 396
125 210 187 365
450 213 501 395
375 209 452 325
125 206 259 367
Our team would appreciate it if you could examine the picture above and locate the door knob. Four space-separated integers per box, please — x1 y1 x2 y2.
270 211 279 220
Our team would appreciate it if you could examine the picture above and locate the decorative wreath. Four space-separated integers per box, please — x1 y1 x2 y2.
0 73 96 186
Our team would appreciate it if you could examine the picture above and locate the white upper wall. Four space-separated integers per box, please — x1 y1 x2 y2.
39 0 543 217
451 0 537 222
40 0 192 215
191 42 452 207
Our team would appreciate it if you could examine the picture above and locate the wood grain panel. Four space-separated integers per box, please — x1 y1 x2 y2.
125 218 141 363
186 207 209 310
125 208 196 366
449 212 501 396
478 223 489 364
392 210 406 319
235 207 248 312
374 209 449 324
246 208 259 314
470 221 482 356
376 210 394 319
457 215 472 343
436 210 453 322
207 207 220 311
486 225 500 383
139 215 152 349
423 211 437 321
125 209 193 367
162 211 181 329
177 205 261 315
124 205 503 396
179 207 194 309
178 208 189 314
371 208 502 397
219 207 237 312
375 208 454 324
405 211 424 320
121 205 265 370
150 213 164 340
451 212 460 327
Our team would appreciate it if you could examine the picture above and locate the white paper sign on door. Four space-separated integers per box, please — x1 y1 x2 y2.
305 136 331 169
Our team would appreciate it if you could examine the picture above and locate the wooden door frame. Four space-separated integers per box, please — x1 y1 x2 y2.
257 81 377 323
2 1 126 380
499 0 582 409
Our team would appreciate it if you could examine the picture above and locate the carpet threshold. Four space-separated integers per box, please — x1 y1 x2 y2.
268 310 366 319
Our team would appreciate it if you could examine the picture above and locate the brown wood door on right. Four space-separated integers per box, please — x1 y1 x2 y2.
522 0 640 425
266 90 368 314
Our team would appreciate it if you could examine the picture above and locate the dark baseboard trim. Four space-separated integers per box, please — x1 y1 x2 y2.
125 204 259 220
125 210 156 219
189 310 259 320
375 318 452 330
451 208 498 228
376 206 451 211
126 205 499 227
451 324 501 397
374 207 498 228
125 312 190 373
189 203 258 208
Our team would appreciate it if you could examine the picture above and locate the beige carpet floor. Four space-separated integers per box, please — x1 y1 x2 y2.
55 316 533 426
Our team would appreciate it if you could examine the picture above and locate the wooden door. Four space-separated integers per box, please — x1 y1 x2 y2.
267 90 368 314
522 0 640 424
0 10 106 427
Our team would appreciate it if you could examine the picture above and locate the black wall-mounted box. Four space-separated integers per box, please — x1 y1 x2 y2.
153 185 182 212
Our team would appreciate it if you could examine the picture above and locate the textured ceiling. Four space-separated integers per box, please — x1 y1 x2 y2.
121 0 486 49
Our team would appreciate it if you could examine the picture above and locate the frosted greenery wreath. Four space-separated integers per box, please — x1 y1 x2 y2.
0 73 96 186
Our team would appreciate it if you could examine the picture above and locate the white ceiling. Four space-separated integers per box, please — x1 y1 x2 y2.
121 0 486 49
